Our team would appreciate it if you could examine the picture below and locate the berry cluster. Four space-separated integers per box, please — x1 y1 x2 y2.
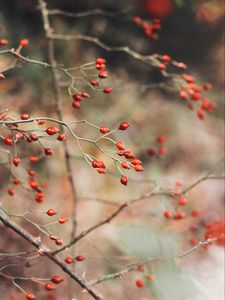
71 57 112 110
133 16 161 40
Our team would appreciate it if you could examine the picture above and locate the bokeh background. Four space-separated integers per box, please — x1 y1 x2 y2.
0 0 224 300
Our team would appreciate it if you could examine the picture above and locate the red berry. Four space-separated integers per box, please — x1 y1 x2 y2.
58 217 67 224
158 63 166 70
99 126 110 134
134 165 143 172
189 239 199 246
20 39 29 47
96 57 106 64
76 255 85 262
72 101 80 109
179 90 188 100
133 16 142 25
81 92 91 99
146 274 154 281
20 113 30 120
116 141 125 150
35 192 44 203
8 187 15 196
44 148 53 156
119 122 129 130
28 169 35 176
0 38 9 46
29 133 38 141
178 197 187 206
191 209 200 218
156 134 166 143
147 148 157 156
29 181 38 190
45 127 59 135
13 178 20 185
90 80 99 87
72 94 83 101
4 136 13 145
192 92 201 101
57 133 66 141
38 119 45 125
124 151 135 159
26 293 35 300
51 275 63 284
131 159 142 166
98 71 108 78
163 210 171 218
158 146 167 155
12 157 20 167
121 161 130 169
28 155 38 165
96 64 106 70
65 256 74 264
92 160 100 168
136 279 144 288
47 209 56 216
162 55 171 62
103 87 112 94
120 175 128 185
96 167 106 174
45 283 55 291
55 239 63 246
197 109 205 120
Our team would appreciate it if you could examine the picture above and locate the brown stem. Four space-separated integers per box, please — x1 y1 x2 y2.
38 0 78 242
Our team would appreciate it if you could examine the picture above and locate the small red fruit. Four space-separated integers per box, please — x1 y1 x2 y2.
72 101 80 109
20 113 30 120
99 126 110 134
4 136 13 145
47 209 56 216
57 133 66 141
178 197 187 206
12 157 20 167
8 187 15 196
45 283 55 291
96 57 106 64
26 293 35 300
44 148 53 156
65 256 74 264
76 255 85 262
156 134 166 143
20 39 29 47
51 275 63 284
120 175 128 185
58 217 67 224
116 141 125 150
45 127 59 135
103 87 112 94
99 71 108 78
119 122 129 130
136 279 144 288
146 274 154 281
29 156 38 163
163 210 171 218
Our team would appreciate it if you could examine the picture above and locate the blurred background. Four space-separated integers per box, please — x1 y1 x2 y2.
0 0 224 300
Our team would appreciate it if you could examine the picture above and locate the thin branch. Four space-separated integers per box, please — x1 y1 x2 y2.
53 203 128 255
47 8 132 18
48 33 159 66
88 239 216 286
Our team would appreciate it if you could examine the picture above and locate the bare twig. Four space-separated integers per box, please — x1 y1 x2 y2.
53 203 128 255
